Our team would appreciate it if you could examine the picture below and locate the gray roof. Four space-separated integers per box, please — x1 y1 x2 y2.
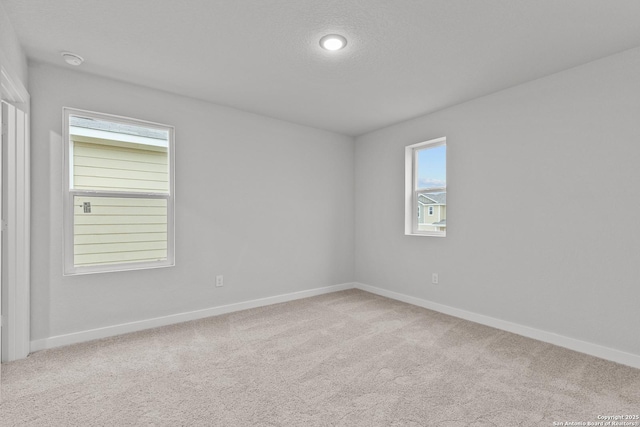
70 116 168 141
432 219 446 226
418 192 446 205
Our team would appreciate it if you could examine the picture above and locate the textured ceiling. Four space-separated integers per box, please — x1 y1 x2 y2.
3 0 640 136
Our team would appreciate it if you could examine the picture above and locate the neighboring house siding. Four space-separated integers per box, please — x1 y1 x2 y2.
72 138 169 266
73 196 168 266
418 203 446 232
73 140 169 192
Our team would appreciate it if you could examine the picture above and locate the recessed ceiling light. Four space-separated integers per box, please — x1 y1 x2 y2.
61 52 84 66
319 34 347 51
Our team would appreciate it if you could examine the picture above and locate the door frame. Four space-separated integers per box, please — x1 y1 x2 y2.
1 61 30 362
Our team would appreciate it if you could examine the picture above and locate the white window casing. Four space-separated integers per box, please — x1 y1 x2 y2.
404 137 446 237
63 108 175 275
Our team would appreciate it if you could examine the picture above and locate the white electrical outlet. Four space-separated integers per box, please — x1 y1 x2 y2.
432 273 439 284
216 275 224 287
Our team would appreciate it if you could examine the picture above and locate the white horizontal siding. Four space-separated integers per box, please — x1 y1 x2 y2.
73 195 168 266
75 223 167 234
73 141 168 193
73 204 166 216
75 198 167 207
75 215 166 225
76 155 168 173
74 232 167 245
74 165 168 182
75 240 167 255
74 250 167 266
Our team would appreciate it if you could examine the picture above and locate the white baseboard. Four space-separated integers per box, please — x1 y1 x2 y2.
30 282 355 353
30 281 640 370
354 282 640 370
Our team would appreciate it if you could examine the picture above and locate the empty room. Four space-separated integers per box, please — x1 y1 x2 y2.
1 1 639 425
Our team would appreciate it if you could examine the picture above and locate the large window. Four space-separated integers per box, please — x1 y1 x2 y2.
63 108 175 274
405 137 446 237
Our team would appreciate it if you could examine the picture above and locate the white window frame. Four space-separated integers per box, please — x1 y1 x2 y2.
404 137 446 237
62 107 175 275
428 206 434 216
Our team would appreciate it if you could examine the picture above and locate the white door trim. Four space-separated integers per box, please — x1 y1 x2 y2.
1 61 30 362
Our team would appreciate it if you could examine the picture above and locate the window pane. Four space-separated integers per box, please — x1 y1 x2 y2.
74 195 168 267
416 145 446 190
70 115 169 193
416 144 446 233
417 191 446 232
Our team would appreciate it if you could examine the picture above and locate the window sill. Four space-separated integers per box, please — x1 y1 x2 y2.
64 261 175 276
405 232 446 238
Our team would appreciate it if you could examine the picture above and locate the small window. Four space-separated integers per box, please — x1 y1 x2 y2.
405 137 446 237
63 108 175 274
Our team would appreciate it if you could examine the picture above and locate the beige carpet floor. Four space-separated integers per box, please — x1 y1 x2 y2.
1 289 639 426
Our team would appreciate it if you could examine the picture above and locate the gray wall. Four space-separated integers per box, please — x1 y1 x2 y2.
30 62 354 341
0 2 27 87
355 47 640 356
